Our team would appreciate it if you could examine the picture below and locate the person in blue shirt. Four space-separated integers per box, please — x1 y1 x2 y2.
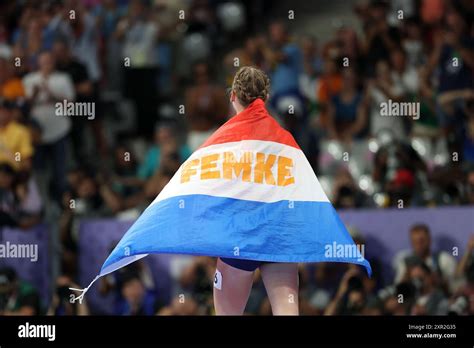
114 271 157 316
327 68 367 141
266 21 303 108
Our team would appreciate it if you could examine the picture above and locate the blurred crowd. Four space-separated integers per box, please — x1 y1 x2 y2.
1 224 474 316
0 0 473 316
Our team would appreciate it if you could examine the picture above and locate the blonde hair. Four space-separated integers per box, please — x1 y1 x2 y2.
231 66 270 107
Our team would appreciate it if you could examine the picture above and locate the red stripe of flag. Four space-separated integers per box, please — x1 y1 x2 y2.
199 99 300 150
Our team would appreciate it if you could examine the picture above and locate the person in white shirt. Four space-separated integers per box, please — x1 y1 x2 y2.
368 60 407 140
393 224 458 293
22 51 75 201
23 51 75 144
390 48 419 96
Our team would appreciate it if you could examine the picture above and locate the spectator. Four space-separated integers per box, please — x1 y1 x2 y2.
115 0 159 138
100 258 156 297
277 96 319 171
143 142 182 200
367 60 406 140
265 20 303 106
0 267 41 315
138 122 191 180
325 268 367 315
334 27 360 64
98 144 151 216
115 270 158 316
110 144 142 198
410 65 439 137
400 18 425 68
327 68 368 141
61 2 102 84
0 57 25 101
22 51 75 201
427 6 474 96
59 168 123 275
425 6 473 159
316 58 342 130
177 257 214 314
373 139 427 207
409 262 448 315
99 258 157 315
40 1 68 51
0 162 42 229
93 0 127 93
0 98 33 171
62 170 122 218
390 47 419 97
393 224 457 292
13 13 45 72
93 0 127 40
381 281 417 315
52 39 102 163
332 168 368 209
299 35 323 102
360 1 400 77
184 62 228 151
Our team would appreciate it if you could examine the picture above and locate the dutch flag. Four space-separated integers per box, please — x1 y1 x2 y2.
71 99 371 302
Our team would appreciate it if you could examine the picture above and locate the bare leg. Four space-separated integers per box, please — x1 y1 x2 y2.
260 263 299 315
213 258 254 315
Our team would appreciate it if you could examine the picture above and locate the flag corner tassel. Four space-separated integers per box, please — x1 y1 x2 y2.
69 275 101 304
